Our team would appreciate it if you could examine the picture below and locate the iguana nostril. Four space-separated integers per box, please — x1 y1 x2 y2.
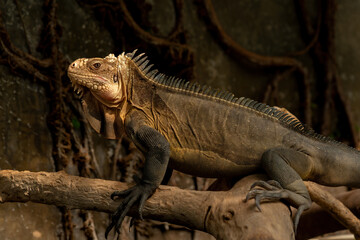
72 62 76 67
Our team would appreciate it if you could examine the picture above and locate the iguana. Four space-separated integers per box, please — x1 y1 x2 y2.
67 50 360 238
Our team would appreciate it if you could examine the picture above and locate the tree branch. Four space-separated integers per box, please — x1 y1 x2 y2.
195 0 303 69
298 188 360 240
0 9 53 69
304 182 360 239
195 0 312 125
0 170 293 239
2 170 360 239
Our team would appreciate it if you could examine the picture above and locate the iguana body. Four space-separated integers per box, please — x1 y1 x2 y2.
68 50 360 237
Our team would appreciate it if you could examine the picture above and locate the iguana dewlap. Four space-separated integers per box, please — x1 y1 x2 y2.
68 50 360 238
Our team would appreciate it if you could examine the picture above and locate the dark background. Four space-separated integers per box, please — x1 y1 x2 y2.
0 0 359 239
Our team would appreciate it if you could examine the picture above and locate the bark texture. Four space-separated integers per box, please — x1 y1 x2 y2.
0 170 293 240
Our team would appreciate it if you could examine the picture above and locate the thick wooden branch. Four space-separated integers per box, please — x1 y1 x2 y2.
304 182 360 239
0 170 293 240
5 170 360 239
298 189 360 240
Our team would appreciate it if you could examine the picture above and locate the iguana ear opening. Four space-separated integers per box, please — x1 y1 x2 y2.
81 92 124 139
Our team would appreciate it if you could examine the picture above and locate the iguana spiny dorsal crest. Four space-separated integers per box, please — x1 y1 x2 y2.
129 50 352 147
72 50 342 145
126 50 307 131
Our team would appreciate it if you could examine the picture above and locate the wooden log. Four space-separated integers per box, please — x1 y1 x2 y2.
0 170 294 240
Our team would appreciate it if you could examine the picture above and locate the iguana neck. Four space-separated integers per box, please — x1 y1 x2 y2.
123 59 157 120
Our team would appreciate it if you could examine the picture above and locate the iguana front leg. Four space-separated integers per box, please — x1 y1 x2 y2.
245 148 314 233
105 114 170 238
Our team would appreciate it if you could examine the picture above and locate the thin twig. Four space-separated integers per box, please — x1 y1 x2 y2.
0 10 53 68
295 0 316 39
0 42 50 82
196 0 312 124
13 0 32 54
118 1 185 48
80 210 99 240
196 0 305 68
263 67 296 105
168 0 184 40
291 1 322 57
296 0 358 147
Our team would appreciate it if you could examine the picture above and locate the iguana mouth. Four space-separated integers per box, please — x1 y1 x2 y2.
72 82 85 99
69 72 106 90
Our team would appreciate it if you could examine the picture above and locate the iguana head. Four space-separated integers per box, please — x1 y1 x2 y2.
68 53 129 139
68 53 127 106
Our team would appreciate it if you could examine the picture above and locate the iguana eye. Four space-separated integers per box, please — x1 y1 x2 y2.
93 63 101 69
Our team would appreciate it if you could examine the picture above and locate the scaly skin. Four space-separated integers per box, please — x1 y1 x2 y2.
68 50 360 238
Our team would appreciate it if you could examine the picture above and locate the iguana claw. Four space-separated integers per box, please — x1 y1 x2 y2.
293 204 307 234
246 180 285 211
245 180 311 234
105 182 156 239
250 180 283 190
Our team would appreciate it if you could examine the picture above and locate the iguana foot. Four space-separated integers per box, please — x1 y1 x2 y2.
105 181 157 239
250 180 283 191
245 180 311 234
245 180 285 212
